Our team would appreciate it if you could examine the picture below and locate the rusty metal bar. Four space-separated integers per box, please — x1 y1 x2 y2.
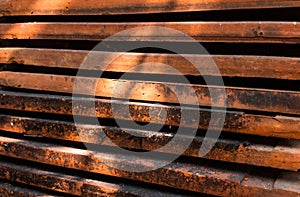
0 22 300 43
1 0 300 16
1 114 300 171
0 136 299 196
0 161 187 197
0 1 299 196
1 48 300 80
0 90 299 138
0 72 299 114
0 182 58 197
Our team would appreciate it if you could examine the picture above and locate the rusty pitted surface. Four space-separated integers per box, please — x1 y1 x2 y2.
0 73 299 114
0 1 300 196
0 136 299 197
1 48 300 80
0 90 299 138
0 0 300 16
0 182 57 197
0 115 300 171
0 22 300 43
0 161 187 197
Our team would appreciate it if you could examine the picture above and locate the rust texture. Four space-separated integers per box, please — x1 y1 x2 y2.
0 22 300 43
0 72 299 114
0 90 299 138
0 182 57 197
0 115 300 171
0 161 184 197
0 136 299 197
0 0 300 16
0 0 299 196
1 48 300 80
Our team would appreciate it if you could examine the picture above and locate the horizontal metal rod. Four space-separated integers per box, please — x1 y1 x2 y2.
1 114 299 170
0 22 300 43
0 72 299 114
0 136 299 196
1 0 300 16
1 48 299 80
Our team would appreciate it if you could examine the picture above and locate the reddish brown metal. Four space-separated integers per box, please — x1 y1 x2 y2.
0 161 183 197
0 90 299 138
0 22 300 43
0 182 56 197
1 0 300 16
0 136 299 196
1 48 299 80
0 72 299 114
1 115 300 171
0 0 299 196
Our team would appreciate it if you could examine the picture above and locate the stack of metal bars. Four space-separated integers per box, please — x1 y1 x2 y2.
0 1 299 196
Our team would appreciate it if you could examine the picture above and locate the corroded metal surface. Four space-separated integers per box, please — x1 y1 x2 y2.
0 22 300 43
0 136 299 197
0 1 299 196
0 72 299 114
0 182 58 197
0 115 300 171
0 91 299 138
1 48 299 80
0 0 300 16
0 161 187 197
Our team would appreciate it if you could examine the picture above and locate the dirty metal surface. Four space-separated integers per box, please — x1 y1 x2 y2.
0 160 193 197
0 182 59 197
1 48 299 80
0 90 299 139
1 0 300 16
0 136 299 196
1 22 300 44
0 72 299 114
0 115 300 171
0 1 300 196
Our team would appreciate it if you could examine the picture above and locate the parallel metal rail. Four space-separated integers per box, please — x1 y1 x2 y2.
0 1 299 196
